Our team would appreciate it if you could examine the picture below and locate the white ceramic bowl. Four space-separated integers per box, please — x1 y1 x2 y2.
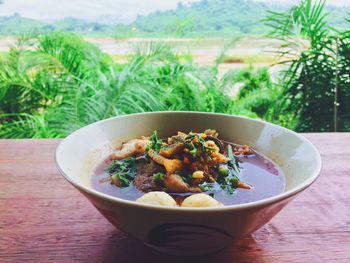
55 112 322 256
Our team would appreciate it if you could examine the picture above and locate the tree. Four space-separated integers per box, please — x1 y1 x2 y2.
265 0 350 132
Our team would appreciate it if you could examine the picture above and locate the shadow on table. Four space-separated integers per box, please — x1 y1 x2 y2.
99 231 268 263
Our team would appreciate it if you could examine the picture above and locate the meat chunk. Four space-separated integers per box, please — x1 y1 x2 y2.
159 142 185 158
204 129 219 138
133 161 164 193
233 144 254 156
111 138 149 160
163 174 201 193
148 149 183 174
134 175 160 193
237 181 252 190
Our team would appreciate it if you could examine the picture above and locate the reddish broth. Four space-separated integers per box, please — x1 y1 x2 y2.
91 146 285 206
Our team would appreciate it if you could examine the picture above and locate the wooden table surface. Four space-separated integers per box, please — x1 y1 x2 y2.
1 133 350 263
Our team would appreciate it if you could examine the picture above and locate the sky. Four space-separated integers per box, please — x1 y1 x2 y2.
0 0 349 24
0 0 201 23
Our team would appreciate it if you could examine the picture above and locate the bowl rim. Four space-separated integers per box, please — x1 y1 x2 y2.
55 111 322 212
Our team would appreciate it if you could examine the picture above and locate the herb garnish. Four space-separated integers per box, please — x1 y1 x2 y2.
153 172 166 183
217 145 242 194
146 130 165 153
218 165 229 176
207 145 242 195
199 182 221 193
106 157 137 187
227 144 241 175
187 141 198 157
185 132 214 159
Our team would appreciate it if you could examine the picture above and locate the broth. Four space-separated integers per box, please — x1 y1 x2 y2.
91 146 285 206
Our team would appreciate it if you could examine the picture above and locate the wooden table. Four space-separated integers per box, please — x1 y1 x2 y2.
1 133 349 262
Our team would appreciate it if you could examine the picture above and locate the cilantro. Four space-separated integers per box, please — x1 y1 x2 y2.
106 157 137 187
153 172 166 183
222 184 236 195
200 182 215 192
213 175 236 195
146 130 165 153
199 182 221 193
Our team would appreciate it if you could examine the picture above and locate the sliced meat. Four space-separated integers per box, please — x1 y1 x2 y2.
133 161 164 193
148 149 183 174
134 175 160 193
147 149 168 165
111 138 149 160
159 142 185 158
164 174 202 193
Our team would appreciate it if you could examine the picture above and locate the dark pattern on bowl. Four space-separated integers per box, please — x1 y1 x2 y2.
147 223 234 251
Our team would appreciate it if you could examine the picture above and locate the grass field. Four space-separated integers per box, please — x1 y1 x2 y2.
221 54 276 64
0 36 281 68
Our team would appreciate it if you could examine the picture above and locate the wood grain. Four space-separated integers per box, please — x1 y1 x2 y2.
0 134 350 263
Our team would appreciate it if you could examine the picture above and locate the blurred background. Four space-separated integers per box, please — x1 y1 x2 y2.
0 0 349 138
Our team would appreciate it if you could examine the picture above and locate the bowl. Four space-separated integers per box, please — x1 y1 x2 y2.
55 112 322 256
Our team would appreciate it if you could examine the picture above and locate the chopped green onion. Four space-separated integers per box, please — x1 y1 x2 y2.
218 165 229 176
153 172 166 183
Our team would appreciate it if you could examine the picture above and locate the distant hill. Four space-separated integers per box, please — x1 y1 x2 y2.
0 14 116 36
0 0 348 37
0 14 48 35
132 0 278 36
131 0 349 37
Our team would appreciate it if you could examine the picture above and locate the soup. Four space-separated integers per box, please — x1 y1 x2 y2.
91 129 285 207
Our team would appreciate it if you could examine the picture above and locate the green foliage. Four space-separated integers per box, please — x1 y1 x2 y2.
0 32 252 138
133 0 273 37
219 66 283 122
265 0 350 132
0 32 111 137
1 0 350 138
234 67 272 99
131 0 349 37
